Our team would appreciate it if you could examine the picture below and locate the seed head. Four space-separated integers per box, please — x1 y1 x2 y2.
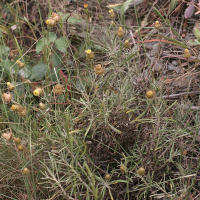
14 137 21 145
137 167 145 176
116 27 124 37
53 84 65 95
18 108 27 116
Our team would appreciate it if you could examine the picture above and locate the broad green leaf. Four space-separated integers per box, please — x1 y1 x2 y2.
194 27 200 40
0 45 10 57
188 39 200 45
19 64 32 79
169 0 178 14
30 63 48 80
55 37 69 53
36 38 46 53
1 60 17 75
59 12 70 22
46 32 57 42
76 78 87 91
77 43 86 58
50 53 62 67
67 16 81 23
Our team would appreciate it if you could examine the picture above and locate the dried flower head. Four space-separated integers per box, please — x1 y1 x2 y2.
7 82 15 91
109 9 116 18
124 40 130 48
146 90 156 99
53 84 65 95
94 64 105 75
51 12 61 22
18 108 27 116
2 92 12 104
33 87 43 97
116 27 124 37
137 167 145 176
14 137 22 145
183 49 191 59
39 103 46 110
154 20 161 29
85 49 95 59
22 167 30 176
2 132 12 141
16 60 25 68
11 104 21 112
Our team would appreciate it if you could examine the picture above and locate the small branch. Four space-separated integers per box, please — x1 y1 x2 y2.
163 91 200 99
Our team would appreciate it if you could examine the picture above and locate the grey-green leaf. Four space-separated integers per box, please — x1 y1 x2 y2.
55 37 69 53
47 32 57 42
0 45 10 57
19 64 32 79
36 38 46 53
30 63 48 80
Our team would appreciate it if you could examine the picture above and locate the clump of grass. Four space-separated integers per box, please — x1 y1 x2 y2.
0 0 200 199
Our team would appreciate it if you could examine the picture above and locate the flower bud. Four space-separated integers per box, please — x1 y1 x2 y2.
109 9 116 18
33 87 43 96
154 20 161 29
39 102 46 110
137 167 145 176
124 40 130 49
116 27 124 37
45 18 56 27
183 49 191 59
22 167 30 176
146 90 156 99
17 144 24 151
11 104 21 112
7 82 15 91
120 165 127 173
105 174 111 181
16 60 25 68
85 49 95 59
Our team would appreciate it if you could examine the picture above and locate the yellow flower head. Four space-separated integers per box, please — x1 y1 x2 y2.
146 90 156 99
84 3 88 9
109 9 113 14
33 88 43 96
85 49 92 55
